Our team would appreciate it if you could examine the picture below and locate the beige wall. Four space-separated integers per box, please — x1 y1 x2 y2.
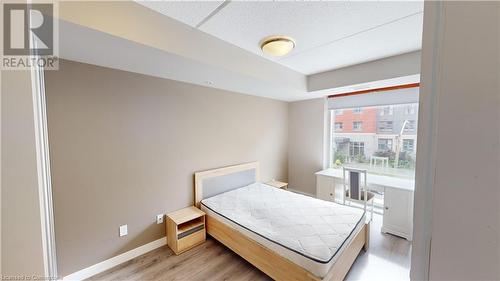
1 71 46 277
288 98 326 195
44 60 289 276
412 1 499 280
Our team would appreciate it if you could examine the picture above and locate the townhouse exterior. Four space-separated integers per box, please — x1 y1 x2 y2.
332 103 418 167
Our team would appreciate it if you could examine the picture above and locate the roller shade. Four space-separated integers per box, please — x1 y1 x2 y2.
328 85 419 110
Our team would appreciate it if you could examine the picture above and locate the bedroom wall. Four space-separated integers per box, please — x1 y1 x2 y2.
426 2 499 279
287 98 327 195
1 71 46 277
45 60 289 276
412 1 499 280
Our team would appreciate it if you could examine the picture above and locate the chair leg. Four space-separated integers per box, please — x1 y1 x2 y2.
371 199 375 221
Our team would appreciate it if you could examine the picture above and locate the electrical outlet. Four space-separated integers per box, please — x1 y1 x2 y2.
156 214 164 224
119 224 128 237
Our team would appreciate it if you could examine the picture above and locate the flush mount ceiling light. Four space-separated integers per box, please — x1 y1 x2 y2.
260 36 295 57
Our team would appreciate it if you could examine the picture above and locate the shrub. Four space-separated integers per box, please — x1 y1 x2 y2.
373 150 396 160
334 151 346 164
353 153 367 163
397 152 416 169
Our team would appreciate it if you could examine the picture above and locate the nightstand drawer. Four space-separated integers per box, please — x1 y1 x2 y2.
178 224 204 239
177 228 205 251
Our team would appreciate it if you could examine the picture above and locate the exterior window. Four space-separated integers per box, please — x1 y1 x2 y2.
379 121 393 132
403 139 415 152
380 106 393 116
334 122 343 131
353 107 363 114
405 104 416 115
330 101 419 179
349 142 365 157
378 138 393 151
353 121 362 131
330 99 420 211
404 120 416 132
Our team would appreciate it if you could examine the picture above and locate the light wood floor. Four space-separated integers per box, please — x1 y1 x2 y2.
89 214 410 281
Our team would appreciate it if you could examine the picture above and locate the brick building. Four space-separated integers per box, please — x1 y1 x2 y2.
332 104 418 165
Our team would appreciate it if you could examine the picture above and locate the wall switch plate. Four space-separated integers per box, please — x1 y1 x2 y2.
119 224 128 237
156 214 164 224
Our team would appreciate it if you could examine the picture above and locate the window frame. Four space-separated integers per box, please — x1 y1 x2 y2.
334 122 343 131
353 121 363 131
378 120 394 132
405 104 416 115
378 138 393 151
349 141 365 157
403 139 415 152
380 105 394 116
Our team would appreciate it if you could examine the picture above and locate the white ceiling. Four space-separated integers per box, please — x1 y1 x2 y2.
138 1 424 75
57 1 421 101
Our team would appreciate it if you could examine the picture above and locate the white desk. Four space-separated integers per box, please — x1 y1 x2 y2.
315 168 414 240
315 168 415 191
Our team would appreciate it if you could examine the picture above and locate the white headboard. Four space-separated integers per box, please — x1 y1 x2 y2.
194 162 260 207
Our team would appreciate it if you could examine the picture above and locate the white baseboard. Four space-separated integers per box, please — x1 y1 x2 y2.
62 237 166 281
381 227 413 241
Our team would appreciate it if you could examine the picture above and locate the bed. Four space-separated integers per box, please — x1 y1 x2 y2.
194 162 370 281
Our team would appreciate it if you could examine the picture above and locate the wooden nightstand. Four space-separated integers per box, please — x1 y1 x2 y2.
266 180 288 189
166 206 206 255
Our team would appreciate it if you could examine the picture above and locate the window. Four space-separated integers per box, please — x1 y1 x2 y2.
353 121 362 131
353 107 363 114
349 142 365 158
380 106 393 116
334 109 343 115
330 102 419 179
334 122 343 131
404 120 416 132
379 121 393 132
403 139 415 152
378 138 393 151
405 104 416 115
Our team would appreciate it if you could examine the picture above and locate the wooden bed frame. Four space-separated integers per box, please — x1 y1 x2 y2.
194 162 370 281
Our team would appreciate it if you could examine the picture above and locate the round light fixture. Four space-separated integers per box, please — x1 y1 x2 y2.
260 36 295 57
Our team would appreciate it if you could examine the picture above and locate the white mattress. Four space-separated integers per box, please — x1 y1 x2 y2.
200 182 366 278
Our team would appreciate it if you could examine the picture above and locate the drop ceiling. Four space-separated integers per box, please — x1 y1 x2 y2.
138 1 424 75
56 1 421 101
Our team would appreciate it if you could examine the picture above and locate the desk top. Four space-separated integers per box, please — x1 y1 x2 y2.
315 168 415 191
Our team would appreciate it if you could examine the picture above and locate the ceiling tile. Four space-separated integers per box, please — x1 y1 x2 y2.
199 1 351 58
199 1 423 60
137 0 224 27
139 0 424 74
279 13 424 74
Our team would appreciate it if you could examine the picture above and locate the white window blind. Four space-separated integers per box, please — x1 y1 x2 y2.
328 86 419 110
